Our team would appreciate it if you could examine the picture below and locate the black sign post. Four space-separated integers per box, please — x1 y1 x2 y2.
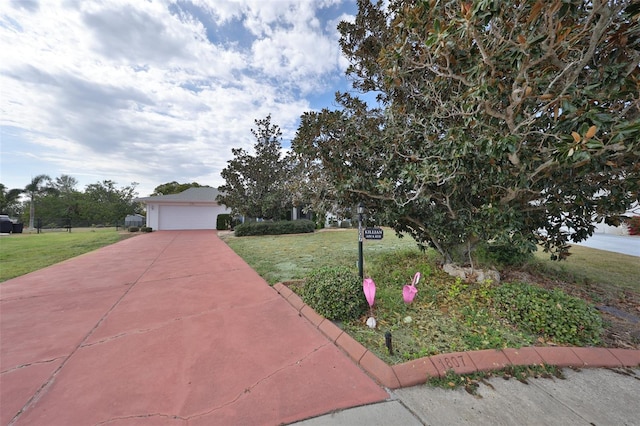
364 227 384 240
357 203 364 279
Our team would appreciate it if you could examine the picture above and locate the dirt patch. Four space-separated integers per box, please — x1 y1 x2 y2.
501 269 640 349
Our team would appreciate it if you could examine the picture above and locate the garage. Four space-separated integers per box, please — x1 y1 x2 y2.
158 205 220 230
135 187 232 231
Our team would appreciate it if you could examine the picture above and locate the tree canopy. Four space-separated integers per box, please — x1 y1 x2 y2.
293 0 640 263
151 181 205 196
217 115 291 220
0 184 23 216
2 176 141 228
82 180 139 226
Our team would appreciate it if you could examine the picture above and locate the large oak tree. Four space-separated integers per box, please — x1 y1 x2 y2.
293 0 640 264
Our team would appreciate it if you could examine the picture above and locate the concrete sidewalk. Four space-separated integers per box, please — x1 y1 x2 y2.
294 367 640 425
0 231 387 425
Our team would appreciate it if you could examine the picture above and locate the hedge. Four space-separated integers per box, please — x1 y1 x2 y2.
234 219 315 236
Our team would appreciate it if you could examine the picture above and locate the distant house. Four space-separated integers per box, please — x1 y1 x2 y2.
593 202 639 236
134 187 231 231
124 214 145 227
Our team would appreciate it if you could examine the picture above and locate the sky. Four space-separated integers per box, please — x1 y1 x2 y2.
0 0 359 197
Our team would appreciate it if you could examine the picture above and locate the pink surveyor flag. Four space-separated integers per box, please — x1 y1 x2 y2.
402 284 418 304
403 272 421 304
363 278 376 307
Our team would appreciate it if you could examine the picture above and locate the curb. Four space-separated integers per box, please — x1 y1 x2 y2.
273 283 640 389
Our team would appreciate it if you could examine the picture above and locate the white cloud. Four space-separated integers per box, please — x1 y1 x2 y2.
0 0 356 197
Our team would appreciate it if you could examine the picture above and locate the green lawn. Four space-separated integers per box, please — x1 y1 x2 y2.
531 245 640 293
222 228 419 284
0 228 134 282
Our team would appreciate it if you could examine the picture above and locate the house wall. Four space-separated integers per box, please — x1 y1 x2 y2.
593 203 638 236
145 204 161 230
593 222 630 236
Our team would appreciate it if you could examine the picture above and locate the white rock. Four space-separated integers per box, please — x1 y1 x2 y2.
442 264 500 283
366 317 377 328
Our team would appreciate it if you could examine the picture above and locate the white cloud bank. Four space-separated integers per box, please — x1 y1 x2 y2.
0 0 355 196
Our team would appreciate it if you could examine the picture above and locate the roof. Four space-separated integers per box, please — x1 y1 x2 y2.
135 187 223 203
125 214 145 219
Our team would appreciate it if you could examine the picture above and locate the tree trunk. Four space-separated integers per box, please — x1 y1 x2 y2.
28 197 35 229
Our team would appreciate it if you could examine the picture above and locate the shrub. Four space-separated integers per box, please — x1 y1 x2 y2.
627 216 640 235
216 214 232 230
141 227 153 233
476 242 533 267
300 266 368 321
234 219 315 237
128 226 140 232
494 282 602 346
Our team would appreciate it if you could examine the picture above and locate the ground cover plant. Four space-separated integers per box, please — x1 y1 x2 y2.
0 228 135 282
222 229 640 363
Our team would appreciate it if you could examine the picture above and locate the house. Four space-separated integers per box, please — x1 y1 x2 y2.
593 204 638 236
135 187 231 231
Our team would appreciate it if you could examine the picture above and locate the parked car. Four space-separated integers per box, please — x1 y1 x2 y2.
0 215 23 233
0 215 13 233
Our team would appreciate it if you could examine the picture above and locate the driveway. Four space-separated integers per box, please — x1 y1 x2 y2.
574 233 640 257
0 231 387 425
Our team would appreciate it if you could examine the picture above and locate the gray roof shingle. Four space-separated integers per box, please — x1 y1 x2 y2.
135 187 222 203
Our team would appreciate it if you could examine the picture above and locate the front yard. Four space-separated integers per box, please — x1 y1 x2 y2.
221 229 640 364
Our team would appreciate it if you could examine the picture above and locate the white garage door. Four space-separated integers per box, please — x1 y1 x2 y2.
158 205 217 230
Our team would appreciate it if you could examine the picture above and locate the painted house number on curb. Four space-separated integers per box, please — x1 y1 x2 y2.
437 355 466 370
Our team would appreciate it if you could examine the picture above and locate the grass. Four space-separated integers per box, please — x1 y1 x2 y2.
222 228 640 364
531 245 640 293
222 228 417 284
0 228 133 282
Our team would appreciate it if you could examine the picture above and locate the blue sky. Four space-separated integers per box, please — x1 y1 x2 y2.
1 0 358 197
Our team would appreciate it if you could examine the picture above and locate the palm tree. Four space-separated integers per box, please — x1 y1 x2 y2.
0 184 23 215
24 175 57 229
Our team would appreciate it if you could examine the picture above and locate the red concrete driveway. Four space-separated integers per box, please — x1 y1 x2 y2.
0 231 387 425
